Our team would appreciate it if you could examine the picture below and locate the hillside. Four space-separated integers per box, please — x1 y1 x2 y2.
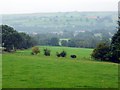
2 46 118 88
2 12 118 34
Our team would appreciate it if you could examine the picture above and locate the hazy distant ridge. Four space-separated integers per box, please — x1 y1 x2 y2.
2 12 118 33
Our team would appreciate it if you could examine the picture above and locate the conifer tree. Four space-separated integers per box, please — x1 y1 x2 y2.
110 17 120 63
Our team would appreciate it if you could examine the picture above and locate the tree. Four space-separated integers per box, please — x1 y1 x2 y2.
1 25 22 51
50 37 59 46
67 39 76 47
91 17 120 63
18 33 36 49
110 17 120 63
91 43 110 61
61 40 68 46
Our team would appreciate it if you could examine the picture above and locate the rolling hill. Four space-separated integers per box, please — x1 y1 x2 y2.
2 46 118 88
2 12 118 34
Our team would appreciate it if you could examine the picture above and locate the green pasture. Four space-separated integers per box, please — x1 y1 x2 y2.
2 46 118 88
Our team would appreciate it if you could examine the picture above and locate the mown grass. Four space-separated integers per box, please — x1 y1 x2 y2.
2 46 118 88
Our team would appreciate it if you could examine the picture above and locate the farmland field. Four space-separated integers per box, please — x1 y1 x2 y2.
2 46 118 88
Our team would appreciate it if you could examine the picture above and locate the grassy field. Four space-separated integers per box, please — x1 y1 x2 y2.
0 54 2 89
2 46 118 88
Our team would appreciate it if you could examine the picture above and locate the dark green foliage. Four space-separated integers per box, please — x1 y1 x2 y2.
110 17 120 63
56 51 67 57
44 48 51 56
18 33 36 49
71 55 77 58
56 52 61 57
32 46 40 55
1 25 22 51
61 40 68 46
49 37 59 46
60 51 67 57
31 52 34 55
34 30 111 48
1 25 37 52
91 43 110 61
91 17 120 63
67 40 76 47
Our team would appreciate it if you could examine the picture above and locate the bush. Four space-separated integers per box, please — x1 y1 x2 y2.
32 46 40 55
91 43 110 61
56 52 61 57
31 52 34 55
71 55 77 58
56 50 67 57
44 48 51 56
60 50 67 57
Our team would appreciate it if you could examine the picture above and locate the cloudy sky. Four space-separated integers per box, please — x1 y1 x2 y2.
0 0 119 14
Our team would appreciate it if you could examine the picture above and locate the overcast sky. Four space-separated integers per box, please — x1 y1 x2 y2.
0 0 119 14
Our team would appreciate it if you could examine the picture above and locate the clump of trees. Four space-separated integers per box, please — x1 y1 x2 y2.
31 46 40 55
91 17 120 63
1 25 37 52
34 30 111 48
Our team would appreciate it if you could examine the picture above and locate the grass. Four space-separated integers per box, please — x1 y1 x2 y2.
0 54 2 89
2 46 118 88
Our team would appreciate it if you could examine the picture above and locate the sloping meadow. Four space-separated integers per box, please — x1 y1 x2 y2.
2 46 118 88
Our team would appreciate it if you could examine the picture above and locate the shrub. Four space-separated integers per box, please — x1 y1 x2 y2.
71 55 77 58
32 46 40 55
60 50 67 57
56 51 67 57
31 52 34 55
91 43 110 61
56 52 61 57
44 48 51 56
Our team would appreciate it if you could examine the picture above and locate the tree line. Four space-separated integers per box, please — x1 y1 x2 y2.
33 33 110 48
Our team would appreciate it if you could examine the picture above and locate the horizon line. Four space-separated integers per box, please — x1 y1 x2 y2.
1 11 118 15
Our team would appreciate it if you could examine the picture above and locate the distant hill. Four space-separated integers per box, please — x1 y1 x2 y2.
2 12 118 34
